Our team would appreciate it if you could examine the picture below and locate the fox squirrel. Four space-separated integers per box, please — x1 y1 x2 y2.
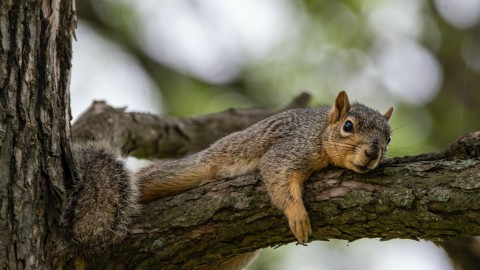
62 91 393 268
137 91 393 244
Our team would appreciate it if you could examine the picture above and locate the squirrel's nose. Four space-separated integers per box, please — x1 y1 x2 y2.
365 144 380 160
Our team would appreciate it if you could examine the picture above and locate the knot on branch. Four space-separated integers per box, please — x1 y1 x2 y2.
284 92 311 109
72 101 127 144
448 132 480 159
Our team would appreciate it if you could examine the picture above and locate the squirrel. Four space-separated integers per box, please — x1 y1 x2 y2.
62 91 392 269
137 91 393 244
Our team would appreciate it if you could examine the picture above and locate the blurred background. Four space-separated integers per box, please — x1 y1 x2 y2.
72 0 480 269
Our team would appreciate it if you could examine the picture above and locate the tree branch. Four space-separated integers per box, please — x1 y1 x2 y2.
71 92 311 158
71 97 480 269
86 132 480 269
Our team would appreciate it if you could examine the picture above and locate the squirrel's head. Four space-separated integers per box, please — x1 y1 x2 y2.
323 91 393 173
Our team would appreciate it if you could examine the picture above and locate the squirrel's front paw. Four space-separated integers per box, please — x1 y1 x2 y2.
284 203 312 244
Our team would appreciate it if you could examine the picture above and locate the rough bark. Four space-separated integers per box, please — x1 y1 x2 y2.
76 128 479 269
72 92 311 158
0 0 75 268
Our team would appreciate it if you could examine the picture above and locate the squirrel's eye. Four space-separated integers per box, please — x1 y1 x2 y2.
343 120 354 133
387 136 392 144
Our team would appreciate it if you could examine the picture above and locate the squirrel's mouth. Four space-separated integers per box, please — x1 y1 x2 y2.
353 164 369 172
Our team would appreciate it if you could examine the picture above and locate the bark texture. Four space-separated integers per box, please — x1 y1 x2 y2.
74 108 478 270
0 0 75 268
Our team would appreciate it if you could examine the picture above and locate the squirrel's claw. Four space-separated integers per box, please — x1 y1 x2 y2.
285 203 311 244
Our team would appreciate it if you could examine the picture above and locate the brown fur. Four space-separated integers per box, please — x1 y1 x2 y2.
57 142 140 256
136 91 393 269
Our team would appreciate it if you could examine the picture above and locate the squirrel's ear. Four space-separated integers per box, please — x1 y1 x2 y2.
384 106 394 121
329 90 351 124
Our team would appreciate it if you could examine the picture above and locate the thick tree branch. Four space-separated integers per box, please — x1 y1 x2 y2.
86 132 480 269
72 92 311 158
71 97 480 269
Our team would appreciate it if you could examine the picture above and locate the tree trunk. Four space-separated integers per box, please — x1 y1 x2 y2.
0 0 75 268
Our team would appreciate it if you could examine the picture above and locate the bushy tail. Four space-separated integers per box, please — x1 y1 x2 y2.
136 151 214 203
57 142 139 255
